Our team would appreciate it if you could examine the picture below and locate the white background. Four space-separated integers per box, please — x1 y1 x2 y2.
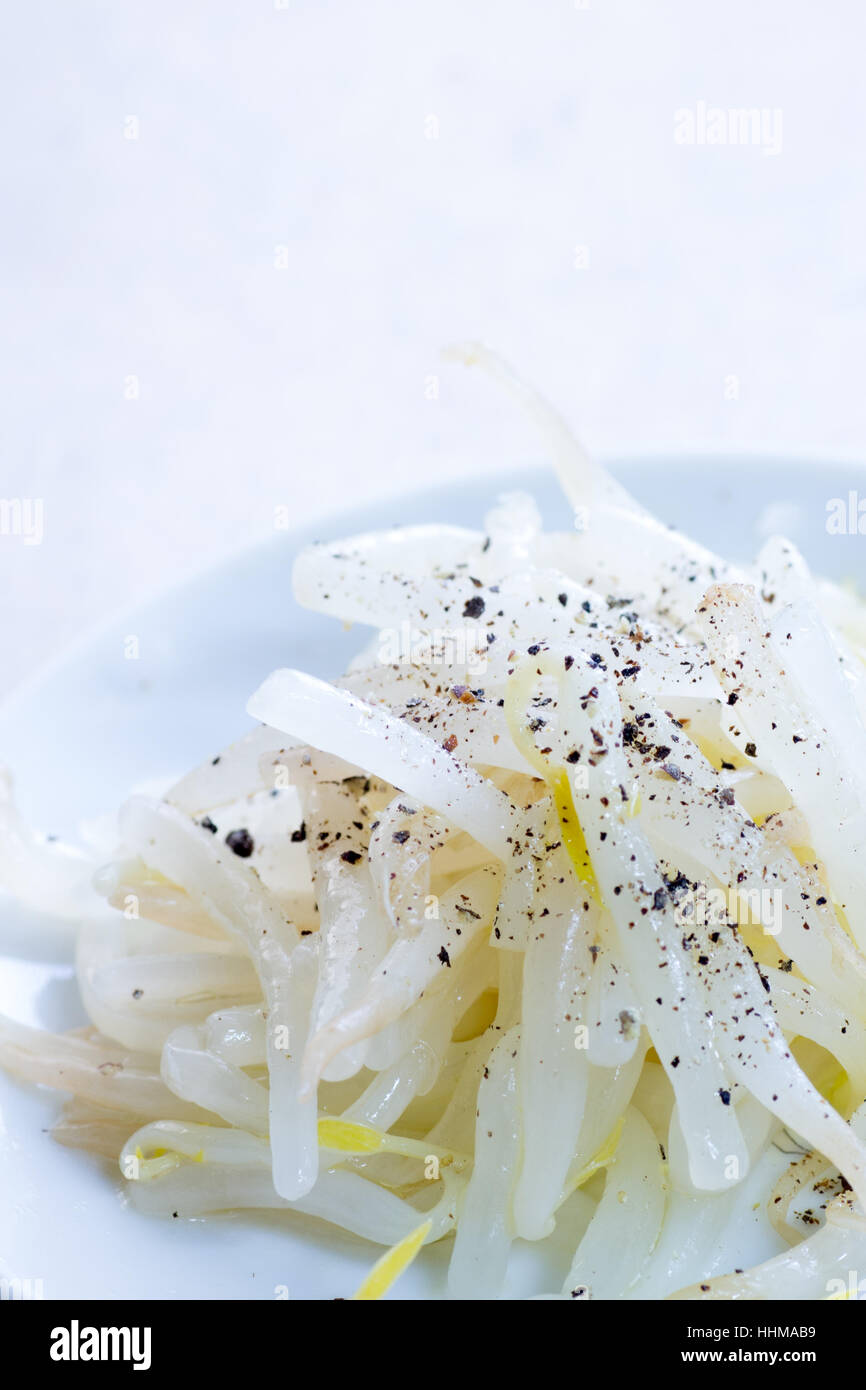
2 0 866 696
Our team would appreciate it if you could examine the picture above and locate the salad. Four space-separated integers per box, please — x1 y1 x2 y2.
2 344 866 1301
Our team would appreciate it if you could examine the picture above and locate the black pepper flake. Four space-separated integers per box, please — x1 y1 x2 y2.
225 828 254 858
719 1089 732 1106
200 815 218 834
341 849 362 865
564 655 574 671
557 593 568 607
392 830 410 844
291 822 307 843
462 595 485 619
664 869 690 897
438 946 451 967
744 742 757 758
671 1055 680 1068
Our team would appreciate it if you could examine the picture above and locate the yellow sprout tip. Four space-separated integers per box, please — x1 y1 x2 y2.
352 1220 432 1301
318 1118 384 1155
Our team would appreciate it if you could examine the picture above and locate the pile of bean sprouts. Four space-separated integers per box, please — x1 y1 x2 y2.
3 344 866 1300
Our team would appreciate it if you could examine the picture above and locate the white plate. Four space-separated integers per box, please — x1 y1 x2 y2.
0 457 862 1301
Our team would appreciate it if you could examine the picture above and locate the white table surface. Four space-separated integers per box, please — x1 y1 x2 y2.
2 0 866 697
